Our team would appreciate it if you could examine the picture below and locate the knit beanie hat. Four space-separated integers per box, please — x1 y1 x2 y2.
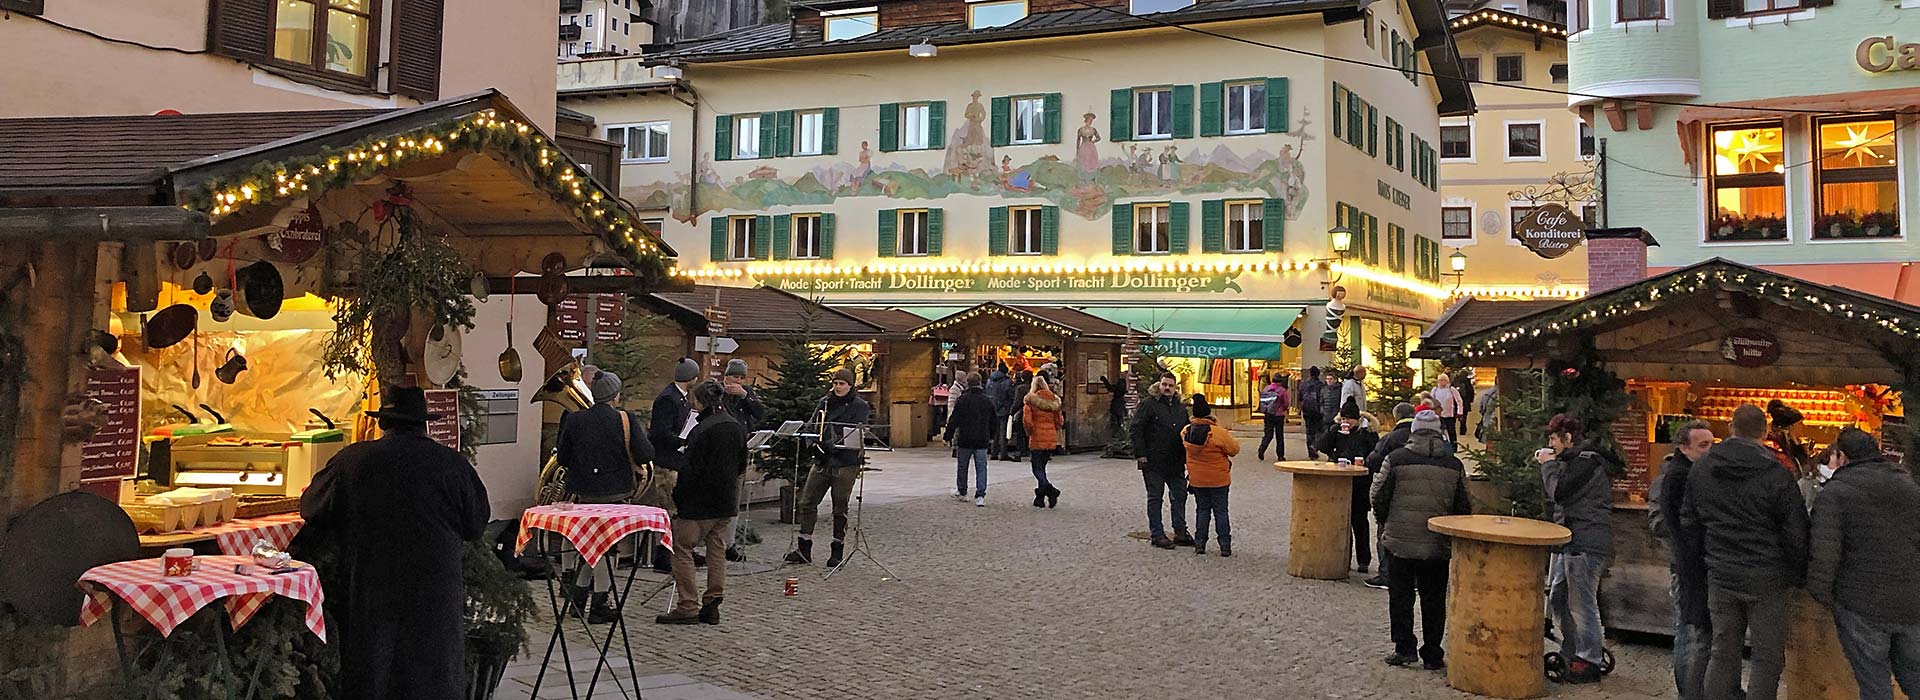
1190 393 1212 418
1340 396 1362 420
1767 399 1804 429
673 357 700 383
724 358 749 378
588 366 621 403
1412 409 1442 434
832 368 856 385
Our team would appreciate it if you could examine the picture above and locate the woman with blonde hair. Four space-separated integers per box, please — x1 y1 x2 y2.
1022 373 1065 508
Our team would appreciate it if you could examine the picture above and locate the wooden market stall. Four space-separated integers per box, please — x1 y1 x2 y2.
1421 259 1920 655
909 303 1127 451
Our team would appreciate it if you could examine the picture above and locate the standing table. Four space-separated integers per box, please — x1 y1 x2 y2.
1428 514 1569 699
515 504 674 700
1273 461 1371 580
77 555 326 700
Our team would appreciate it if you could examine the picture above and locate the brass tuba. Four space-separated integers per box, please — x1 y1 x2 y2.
532 361 593 506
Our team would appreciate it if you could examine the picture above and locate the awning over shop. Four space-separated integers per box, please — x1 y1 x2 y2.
1081 307 1304 359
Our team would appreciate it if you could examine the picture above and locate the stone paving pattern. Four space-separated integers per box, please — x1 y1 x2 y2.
510 432 1675 699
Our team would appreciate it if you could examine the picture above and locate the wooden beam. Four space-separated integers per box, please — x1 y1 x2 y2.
0 207 208 241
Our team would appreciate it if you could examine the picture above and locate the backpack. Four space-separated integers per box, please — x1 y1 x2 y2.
1259 386 1288 417
1298 382 1321 415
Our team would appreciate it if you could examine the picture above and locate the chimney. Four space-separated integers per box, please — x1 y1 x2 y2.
1584 227 1660 293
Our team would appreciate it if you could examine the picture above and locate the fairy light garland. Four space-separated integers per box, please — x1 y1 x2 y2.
184 110 674 278
1456 266 1920 359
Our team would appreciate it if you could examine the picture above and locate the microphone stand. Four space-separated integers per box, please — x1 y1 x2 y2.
822 423 901 582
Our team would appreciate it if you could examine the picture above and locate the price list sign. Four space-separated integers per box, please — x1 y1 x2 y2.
424 389 461 452
1610 404 1652 501
80 366 142 482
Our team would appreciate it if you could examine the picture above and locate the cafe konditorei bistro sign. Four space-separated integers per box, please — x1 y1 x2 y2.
1857 36 1920 73
762 269 1247 294
1513 203 1584 259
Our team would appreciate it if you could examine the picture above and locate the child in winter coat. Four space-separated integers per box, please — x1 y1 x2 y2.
1184 394 1242 557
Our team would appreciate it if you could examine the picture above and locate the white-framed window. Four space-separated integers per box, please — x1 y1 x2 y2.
1225 81 1267 135
1363 9 1376 46
609 122 670 163
1012 96 1045 145
1440 122 1473 161
1442 206 1474 240
1505 120 1545 161
583 13 593 26
1570 0 1589 32
792 214 823 259
1227 200 1265 252
823 7 877 41
1581 203 1600 228
902 103 931 150
734 114 762 159
1459 56 1480 82
1134 203 1171 253
583 40 594 52
1578 121 1596 159
1134 87 1173 140
641 218 666 237
1495 54 1523 82
1619 0 1664 20
1128 0 1193 13
727 216 756 260
968 0 1026 28
797 110 826 156
1508 203 1539 241
897 209 930 256
1011 206 1044 254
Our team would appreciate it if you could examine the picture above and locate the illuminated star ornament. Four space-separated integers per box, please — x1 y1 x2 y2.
1836 125 1884 165
1731 132 1777 171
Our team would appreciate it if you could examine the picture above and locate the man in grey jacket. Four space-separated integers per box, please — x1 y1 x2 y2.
1538 412 1617 685
1372 410 1470 670
1809 428 1920 700
1684 404 1809 700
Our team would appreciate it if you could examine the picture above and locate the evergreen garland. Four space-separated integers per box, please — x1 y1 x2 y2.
319 186 477 385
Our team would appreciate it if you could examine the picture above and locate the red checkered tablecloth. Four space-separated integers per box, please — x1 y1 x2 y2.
515 504 672 568
78 555 326 640
179 514 307 556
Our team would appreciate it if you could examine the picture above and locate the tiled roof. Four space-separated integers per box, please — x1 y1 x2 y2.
649 285 884 338
831 306 936 334
1418 297 1568 347
0 109 388 189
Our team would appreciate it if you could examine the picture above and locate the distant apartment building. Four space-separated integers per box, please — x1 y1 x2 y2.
561 0 655 59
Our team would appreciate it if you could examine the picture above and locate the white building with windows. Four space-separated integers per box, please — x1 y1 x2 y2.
559 0 653 59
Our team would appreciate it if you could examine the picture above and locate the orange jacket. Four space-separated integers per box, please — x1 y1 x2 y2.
1022 388 1064 451
1183 417 1240 487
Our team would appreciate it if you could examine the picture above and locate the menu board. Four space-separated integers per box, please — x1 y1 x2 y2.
1610 404 1652 502
79 366 142 482
424 389 461 451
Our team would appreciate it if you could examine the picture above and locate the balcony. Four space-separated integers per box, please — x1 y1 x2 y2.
559 23 582 40
560 0 583 12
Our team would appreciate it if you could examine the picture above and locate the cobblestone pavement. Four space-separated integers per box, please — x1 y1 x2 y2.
519 432 1675 699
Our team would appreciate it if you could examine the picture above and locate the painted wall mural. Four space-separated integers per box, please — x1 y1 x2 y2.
628 104 1317 223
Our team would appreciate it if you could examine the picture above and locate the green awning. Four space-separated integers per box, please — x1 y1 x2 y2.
1081 307 1304 359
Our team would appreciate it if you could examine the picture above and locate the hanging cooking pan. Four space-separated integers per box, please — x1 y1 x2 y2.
499 277 523 382
236 260 284 320
142 304 197 350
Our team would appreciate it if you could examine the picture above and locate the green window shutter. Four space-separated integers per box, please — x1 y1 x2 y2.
1200 199 1225 253
1169 201 1190 254
819 213 836 259
1368 215 1380 265
1043 93 1063 144
991 97 1011 148
1265 77 1289 133
1041 206 1060 255
1112 203 1133 255
1349 97 1363 146
774 111 794 157
772 214 792 260
759 112 777 160
1391 31 1402 69
1110 88 1132 143
753 215 773 259
927 101 947 150
714 115 733 161
1262 198 1286 252
821 108 840 155
1331 84 1343 140
879 103 899 152
926 208 944 256
877 209 896 257
1171 84 1194 139
1366 105 1378 157
1199 82 1223 138
988 206 1009 256
710 217 727 260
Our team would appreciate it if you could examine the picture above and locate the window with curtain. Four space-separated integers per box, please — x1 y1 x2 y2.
1227 201 1264 252
793 214 823 258
1134 203 1171 253
898 210 930 255
1815 117 1899 239
728 216 756 260
1708 122 1787 242
1011 207 1044 254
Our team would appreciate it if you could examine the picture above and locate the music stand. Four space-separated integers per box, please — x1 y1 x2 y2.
825 425 902 582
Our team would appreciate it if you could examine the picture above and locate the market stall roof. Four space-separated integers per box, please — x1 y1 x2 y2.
1437 258 1920 385
1079 306 1304 359
910 303 1131 341
0 109 384 193
831 306 937 337
645 285 884 340
1412 297 1569 359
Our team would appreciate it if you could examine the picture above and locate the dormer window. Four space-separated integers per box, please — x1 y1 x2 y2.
823 6 878 41
968 0 1027 28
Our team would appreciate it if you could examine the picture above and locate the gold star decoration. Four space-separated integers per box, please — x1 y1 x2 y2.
1834 125 1884 166
1729 132 1777 171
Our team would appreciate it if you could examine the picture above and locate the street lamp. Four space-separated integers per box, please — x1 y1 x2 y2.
1316 224 1354 287
1443 249 1468 292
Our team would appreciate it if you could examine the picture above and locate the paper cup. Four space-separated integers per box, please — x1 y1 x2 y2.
163 548 195 577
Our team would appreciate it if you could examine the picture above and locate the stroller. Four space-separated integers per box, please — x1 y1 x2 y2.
1540 615 1617 682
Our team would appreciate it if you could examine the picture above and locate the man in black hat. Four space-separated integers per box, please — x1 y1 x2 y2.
657 381 749 625
554 366 653 623
299 386 488 700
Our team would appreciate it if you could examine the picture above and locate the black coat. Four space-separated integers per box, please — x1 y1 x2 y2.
674 409 749 520
1683 437 1809 594
1366 421 1414 473
723 386 767 427
1808 457 1920 622
556 403 654 497
1655 450 1710 625
1315 424 1379 464
1542 440 1618 558
1130 392 1188 476
1297 380 1324 417
944 387 996 449
817 393 871 468
298 428 488 700
650 384 693 471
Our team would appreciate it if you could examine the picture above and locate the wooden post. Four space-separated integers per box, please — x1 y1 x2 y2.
1275 461 1369 580
1430 514 1571 700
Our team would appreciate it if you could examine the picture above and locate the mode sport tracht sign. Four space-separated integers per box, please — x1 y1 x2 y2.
1514 203 1584 260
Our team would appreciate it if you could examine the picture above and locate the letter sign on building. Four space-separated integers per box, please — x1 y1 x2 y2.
1513 203 1584 260
1857 36 1920 73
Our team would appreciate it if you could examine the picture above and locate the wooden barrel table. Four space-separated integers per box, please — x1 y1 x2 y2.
1429 514 1571 699
1273 461 1370 580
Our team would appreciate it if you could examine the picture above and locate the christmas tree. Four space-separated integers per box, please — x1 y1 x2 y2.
758 305 854 485
1370 324 1418 410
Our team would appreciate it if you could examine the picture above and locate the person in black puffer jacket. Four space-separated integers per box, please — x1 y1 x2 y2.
1362 402 1420 587
1371 410 1470 670
1808 428 1920 700
1317 397 1379 573
944 372 995 504
1538 413 1618 685
1131 372 1193 549
658 381 748 625
1652 420 1716 700
1683 405 1807 700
